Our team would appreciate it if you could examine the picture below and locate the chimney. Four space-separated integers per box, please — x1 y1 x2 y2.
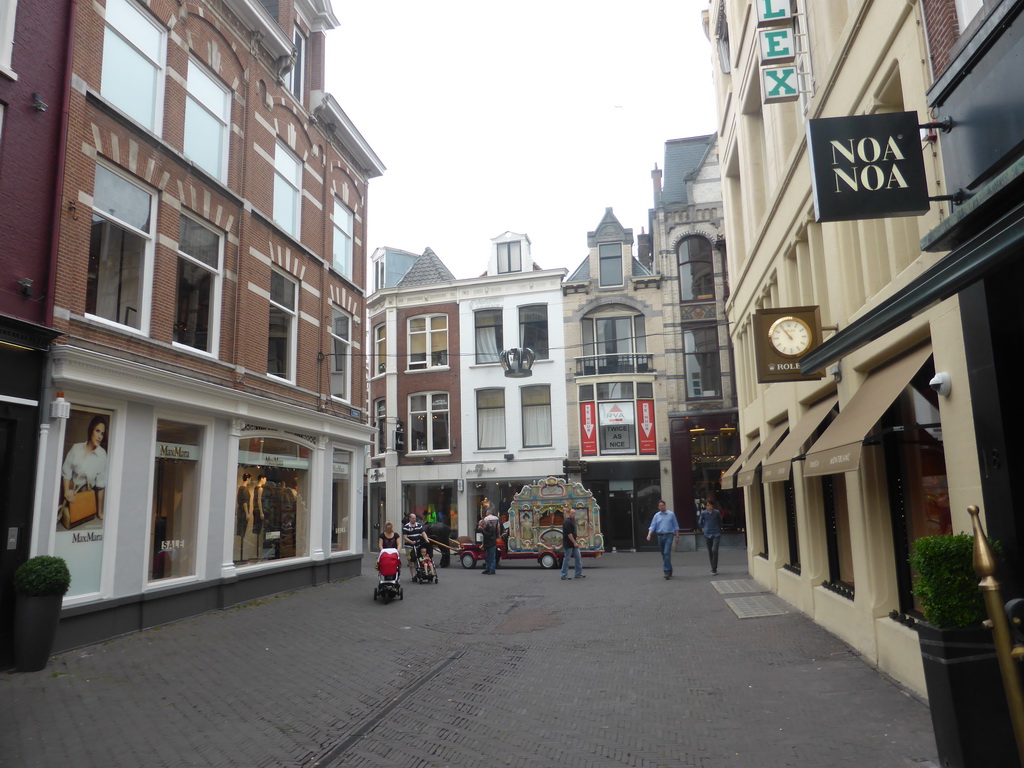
638 228 653 272
652 164 663 206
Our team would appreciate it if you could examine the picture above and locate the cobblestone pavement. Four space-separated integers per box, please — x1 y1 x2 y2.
1 548 939 767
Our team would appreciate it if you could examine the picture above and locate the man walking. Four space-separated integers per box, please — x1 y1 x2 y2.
560 506 585 580
697 499 723 574
646 500 679 579
478 504 500 575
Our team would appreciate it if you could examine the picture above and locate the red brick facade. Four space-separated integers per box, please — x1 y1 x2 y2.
922 0 962 78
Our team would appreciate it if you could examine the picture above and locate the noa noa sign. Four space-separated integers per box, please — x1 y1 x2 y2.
807 112 929 223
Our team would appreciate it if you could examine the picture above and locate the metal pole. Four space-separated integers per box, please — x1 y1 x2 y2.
969 505 1024 766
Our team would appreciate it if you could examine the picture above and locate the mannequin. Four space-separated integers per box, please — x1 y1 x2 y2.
253 475 267 558
236 473 252 562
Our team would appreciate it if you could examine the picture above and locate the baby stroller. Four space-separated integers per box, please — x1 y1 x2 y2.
412 544 438 584
374 548 403 603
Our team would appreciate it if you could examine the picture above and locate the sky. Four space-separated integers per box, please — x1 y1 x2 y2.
325 1 719 280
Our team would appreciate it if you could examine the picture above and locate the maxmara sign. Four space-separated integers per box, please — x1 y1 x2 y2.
807 111 929 223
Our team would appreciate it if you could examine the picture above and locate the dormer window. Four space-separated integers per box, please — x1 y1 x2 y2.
497 241 522 273
599 243 624 287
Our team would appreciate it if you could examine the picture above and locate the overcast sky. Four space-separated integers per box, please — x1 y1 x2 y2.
325 0 718 280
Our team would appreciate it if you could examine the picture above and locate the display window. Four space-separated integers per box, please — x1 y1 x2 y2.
150 421 202 581
331 449 351 552
234 436 310 565
469 479 534 536
403 482 455 529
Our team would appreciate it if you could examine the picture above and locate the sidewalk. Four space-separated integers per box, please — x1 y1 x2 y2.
1 548 939 767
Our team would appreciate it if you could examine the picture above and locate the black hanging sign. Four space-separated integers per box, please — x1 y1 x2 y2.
807 111 929 223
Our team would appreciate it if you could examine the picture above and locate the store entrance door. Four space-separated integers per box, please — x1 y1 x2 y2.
605 480 637 552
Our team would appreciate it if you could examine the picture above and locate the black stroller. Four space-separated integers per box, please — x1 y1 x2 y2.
374 548 403 603
411 544 438 584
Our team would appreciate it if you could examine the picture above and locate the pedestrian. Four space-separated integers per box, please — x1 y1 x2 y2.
560 505 585 580
478 504 500 575
697 499 723 574
402 512 429 578
646 500 679 579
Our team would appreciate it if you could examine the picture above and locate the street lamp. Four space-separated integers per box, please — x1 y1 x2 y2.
499 347 536 378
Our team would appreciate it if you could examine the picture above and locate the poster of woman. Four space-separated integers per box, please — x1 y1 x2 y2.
57 409 110 531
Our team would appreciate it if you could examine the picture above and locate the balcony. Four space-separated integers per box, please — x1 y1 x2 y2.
575 354 654 377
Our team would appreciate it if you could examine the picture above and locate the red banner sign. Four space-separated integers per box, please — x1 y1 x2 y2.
580 402 597 455
638 399 656 454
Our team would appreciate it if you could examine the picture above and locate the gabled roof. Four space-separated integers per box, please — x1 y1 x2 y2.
396 248 457 287
662 134 716 205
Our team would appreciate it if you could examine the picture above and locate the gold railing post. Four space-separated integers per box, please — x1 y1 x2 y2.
969 504 1024 765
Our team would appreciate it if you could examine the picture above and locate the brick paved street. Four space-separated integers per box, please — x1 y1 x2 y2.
1 549 939 767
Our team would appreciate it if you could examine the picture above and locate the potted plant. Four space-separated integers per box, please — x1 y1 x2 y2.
910 533 1016 768
13 555 71 672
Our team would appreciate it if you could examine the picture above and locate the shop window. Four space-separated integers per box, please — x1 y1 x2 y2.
150 421 202 581
599 243 624 287
410 392 449 452
332 199 353 279
497 240 522 273
823 473 854 596
184 59 229 181
268 268 296 381
783 477 800 573
598 386 636 455
408 314 448 369
273 141 302 238
475 309 502 364
885 358 951 615
519 304 549 360
87 165 154 331
477 389 505 450
102 0 164 132
521 385 551 448
234 436 311 565
373 323 386 375
684 326 721 398
678 236 715 302
329 307 351 402
331 449 352 552
403 482 455 528
173 214 220 354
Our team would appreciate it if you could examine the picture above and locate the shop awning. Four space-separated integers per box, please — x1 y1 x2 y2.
803 345 932 477
761 394 839 483
720 439 761 490
736 420 790 487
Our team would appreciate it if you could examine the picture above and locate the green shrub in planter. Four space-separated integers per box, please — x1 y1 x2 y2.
910 533 995 629
13 555 71 598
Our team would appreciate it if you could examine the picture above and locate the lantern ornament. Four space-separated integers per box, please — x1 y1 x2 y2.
499 347 536 378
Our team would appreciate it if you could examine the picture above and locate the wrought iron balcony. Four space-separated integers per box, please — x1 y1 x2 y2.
575 354 654 376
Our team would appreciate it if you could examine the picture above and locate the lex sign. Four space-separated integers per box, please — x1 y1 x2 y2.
757 0 801 105
807 112 929 222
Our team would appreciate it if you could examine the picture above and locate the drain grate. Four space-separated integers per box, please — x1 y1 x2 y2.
724 595 790 619
712 579 763 595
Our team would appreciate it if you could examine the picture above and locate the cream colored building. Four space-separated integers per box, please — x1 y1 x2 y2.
707 0 984 696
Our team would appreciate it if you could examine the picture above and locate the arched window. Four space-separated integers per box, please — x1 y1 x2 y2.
678 236 714 302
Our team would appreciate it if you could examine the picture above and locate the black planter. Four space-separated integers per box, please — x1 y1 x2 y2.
918 623 1018 767
13 594 63 673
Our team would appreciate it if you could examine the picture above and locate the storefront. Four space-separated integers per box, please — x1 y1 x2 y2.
36 347 368 652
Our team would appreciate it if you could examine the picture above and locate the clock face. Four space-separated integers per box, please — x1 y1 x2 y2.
768 316 812 357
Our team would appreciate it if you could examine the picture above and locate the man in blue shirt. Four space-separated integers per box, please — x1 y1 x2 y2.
646 500 679 579
697 499 723 574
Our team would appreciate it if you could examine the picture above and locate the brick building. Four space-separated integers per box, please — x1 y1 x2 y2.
0 0 74 667
32 0 382 651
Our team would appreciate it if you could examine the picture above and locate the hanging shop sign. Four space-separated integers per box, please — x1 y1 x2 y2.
807 111 929 222
757 0 800 105
580 401 597 456
638 399 657 455
753 306 826 383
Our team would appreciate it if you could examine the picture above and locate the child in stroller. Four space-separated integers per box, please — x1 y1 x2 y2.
374 547 403 603
412 544 438 584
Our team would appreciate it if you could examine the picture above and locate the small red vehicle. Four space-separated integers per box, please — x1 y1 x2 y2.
460 477 603 569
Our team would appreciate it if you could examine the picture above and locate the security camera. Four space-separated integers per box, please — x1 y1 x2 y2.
929 372 952 397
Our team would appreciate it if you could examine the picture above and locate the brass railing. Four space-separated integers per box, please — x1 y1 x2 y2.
969 504 1024 765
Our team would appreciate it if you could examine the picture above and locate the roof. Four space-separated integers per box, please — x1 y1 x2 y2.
396 248 457 287
661 134 716 205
